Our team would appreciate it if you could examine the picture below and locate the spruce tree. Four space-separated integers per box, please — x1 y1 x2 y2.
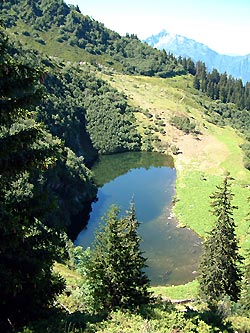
198 176 242 303
76 204 151 313
0 26 65 328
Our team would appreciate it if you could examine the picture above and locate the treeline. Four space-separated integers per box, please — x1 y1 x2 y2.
192 61 250 169
1 0 188 77
194 61 250 110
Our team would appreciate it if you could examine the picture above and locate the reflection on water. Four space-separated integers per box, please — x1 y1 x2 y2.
75 152 202 286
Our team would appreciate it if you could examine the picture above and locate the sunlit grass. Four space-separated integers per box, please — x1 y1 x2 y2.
151 280 199 300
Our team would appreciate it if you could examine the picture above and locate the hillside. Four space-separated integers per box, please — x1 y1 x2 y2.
2 0 250 287
145 29 250 83
1 1 250 332
1 0 187 77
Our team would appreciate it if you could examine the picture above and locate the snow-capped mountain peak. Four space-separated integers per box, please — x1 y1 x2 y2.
144 30 250 83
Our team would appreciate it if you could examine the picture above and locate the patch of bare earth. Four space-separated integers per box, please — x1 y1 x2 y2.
168 131 229 175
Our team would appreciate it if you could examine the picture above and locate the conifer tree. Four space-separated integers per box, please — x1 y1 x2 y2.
76 204 151 313
198 176 242 304
0 26 65 329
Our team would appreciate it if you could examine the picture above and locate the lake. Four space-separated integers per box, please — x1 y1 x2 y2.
75 152 202 286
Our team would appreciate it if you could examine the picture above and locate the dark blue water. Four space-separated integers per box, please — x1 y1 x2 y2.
75 152 201 286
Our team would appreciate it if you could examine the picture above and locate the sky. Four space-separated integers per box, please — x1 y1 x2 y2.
66 0 250 56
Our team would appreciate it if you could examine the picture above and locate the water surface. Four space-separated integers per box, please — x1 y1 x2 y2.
76 152 201 286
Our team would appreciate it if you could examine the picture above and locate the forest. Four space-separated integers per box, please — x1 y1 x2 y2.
0 0 250 332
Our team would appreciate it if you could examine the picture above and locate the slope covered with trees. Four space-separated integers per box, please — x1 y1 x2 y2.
194 62 250 111
0 33 98 235
39 63 141 157
193 61 250 169
0 13 144 234
1 0 250 332
1 0 187 77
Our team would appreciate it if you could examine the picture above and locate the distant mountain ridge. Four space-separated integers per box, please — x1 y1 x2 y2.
145 30 250 83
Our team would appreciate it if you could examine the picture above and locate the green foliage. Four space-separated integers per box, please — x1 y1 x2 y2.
1 27 97 233
240 141 250 170
194 63 250 164
75 204 151 313
239 245 250 316
170 115 196 134
0 25 66 329
13 301 237 333
194 62 250 111
38 64 141 156
198 176 243 304
1 0 187 78
42 147 97 231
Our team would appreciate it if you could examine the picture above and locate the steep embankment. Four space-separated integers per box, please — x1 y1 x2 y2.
101 73 250 250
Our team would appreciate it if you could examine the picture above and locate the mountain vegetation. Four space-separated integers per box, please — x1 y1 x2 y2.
1 0 187 77
199 176 242 303
0 24 66 329
193 62 250 169
194 62 250 111
0 0 250 332
38 62 141 157
74 204 151 313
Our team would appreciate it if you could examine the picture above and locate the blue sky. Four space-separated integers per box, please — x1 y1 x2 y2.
66 0 250 55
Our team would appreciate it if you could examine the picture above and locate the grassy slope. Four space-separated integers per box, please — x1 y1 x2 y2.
8 23 123 70
100 72 250 298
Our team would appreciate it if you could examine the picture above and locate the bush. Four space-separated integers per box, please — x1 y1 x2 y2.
170 115 196 134
35 38 46 45
22 31 30 36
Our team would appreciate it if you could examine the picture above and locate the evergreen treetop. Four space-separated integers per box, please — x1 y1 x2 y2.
75 204 151 313
198 176 242 304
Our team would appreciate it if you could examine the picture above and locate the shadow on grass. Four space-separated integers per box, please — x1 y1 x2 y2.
13 308 108 333
184 306 234 333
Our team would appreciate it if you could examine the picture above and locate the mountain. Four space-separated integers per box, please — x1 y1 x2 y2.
145 30 250 83
1 0 250 331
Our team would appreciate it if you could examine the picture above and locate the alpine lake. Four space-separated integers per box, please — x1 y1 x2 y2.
75 152 202 286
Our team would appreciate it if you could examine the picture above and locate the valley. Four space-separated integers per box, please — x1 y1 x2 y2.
1 0 250 331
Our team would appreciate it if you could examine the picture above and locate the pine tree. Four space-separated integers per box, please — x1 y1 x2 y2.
198 176 242 304
193 75 200 90
0 26 65 329
76 204 151 313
